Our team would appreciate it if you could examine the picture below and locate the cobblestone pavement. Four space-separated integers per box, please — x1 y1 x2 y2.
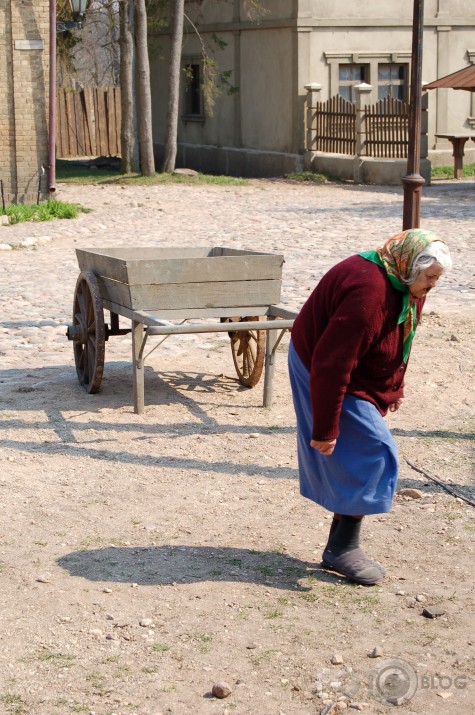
0 178 473 373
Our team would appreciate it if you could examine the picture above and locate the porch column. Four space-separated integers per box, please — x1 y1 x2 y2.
353 83 372 182
304 83 322 153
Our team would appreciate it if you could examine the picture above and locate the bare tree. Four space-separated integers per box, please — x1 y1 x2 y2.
119 0 139 172
135 0 155 175
161 0 184 173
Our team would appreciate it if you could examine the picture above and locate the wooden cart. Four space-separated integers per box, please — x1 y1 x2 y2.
66 246 297 414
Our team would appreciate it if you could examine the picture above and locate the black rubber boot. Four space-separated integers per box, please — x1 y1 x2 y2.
322 515 385 585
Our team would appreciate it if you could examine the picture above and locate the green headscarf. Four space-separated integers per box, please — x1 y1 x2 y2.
359 228 444 362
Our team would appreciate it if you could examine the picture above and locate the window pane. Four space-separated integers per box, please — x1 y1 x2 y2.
339 86 351 101
395 85 405 100
339 66 351 81
378 65 391 81
378 86 390 100
339 64 366 82
184 63 201 115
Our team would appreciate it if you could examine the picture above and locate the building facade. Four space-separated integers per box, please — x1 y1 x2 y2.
150 0 475 177
0 0 50 204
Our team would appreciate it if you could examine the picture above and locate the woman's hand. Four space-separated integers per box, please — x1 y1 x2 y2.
389 398 404 412
310 439 337 456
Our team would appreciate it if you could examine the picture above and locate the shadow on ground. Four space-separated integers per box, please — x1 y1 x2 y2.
57 544 357 589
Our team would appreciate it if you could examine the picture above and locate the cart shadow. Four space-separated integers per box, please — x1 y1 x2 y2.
0 363 296 435
0 362 267 411
57 544 344 589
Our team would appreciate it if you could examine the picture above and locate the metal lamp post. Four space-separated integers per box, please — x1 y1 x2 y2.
402 0 425 230
48 0 89 194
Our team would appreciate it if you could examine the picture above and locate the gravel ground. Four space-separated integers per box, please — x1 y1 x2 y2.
0 178 474 715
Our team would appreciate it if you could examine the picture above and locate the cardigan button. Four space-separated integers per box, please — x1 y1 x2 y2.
392 385 398 391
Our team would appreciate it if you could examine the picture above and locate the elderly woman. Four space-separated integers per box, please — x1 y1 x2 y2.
288 229 452 585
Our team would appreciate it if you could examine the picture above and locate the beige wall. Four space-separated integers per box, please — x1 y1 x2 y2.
0 0 49 204
240 28 294 151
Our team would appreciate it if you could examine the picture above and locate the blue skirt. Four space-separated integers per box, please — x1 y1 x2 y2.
288 341 398 515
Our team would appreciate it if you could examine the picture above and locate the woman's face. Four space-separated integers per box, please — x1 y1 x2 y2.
409 264 444 298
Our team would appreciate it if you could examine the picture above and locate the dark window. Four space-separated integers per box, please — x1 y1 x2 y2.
377 63 408 101
338 64 368 101
183 63 202 116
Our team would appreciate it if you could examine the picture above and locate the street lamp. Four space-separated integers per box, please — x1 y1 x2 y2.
57 0 89 33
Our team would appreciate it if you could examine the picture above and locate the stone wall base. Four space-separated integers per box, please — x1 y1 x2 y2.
154 143 303 178
305 152 432 186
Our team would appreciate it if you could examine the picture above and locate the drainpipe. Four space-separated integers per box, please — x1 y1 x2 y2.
48 0 57 194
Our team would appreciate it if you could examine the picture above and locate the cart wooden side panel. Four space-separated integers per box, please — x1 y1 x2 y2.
76 247 283 287
98 277 282 311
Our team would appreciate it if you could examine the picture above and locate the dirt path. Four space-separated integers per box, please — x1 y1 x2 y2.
0 179 474 715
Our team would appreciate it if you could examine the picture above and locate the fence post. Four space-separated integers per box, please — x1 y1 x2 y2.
353 83 372 182
304 83 322 155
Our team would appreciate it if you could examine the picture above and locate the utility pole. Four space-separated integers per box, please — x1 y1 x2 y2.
402 0 425 229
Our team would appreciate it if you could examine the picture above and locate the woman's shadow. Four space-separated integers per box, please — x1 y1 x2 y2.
58 544 340 589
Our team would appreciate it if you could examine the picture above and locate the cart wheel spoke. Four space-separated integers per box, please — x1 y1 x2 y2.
71 270 105 394
220 316 265 387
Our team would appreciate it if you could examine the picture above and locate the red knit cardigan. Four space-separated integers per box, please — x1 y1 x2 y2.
291 255 424 441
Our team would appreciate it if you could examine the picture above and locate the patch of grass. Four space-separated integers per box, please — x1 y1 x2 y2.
298 592 320 603
258 566 274 577
352 593 380 613
284 170 340 183
192 631 213 653
56 160 249 186
0 199 90 225
193 631 213 643
431 163 475 179
251 648 279 666
265 609 284 619
85 672 107 691
0 694 23 705
37 652 76 666
151 642 170 653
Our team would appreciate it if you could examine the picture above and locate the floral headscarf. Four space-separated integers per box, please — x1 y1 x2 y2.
359 229 444 362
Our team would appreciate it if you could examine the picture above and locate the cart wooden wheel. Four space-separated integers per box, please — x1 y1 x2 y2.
221 316 265 387
69 270 105 393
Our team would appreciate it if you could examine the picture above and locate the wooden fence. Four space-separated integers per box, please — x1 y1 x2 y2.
56 86 121 158
309 95 356 155
364 96 409 158
307 94 410 158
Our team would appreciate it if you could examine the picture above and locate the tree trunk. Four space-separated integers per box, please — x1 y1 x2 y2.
119 0 139 173
135 0 155 175
161 0 184 173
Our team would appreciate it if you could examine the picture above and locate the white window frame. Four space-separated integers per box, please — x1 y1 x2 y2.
324 51 412 104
